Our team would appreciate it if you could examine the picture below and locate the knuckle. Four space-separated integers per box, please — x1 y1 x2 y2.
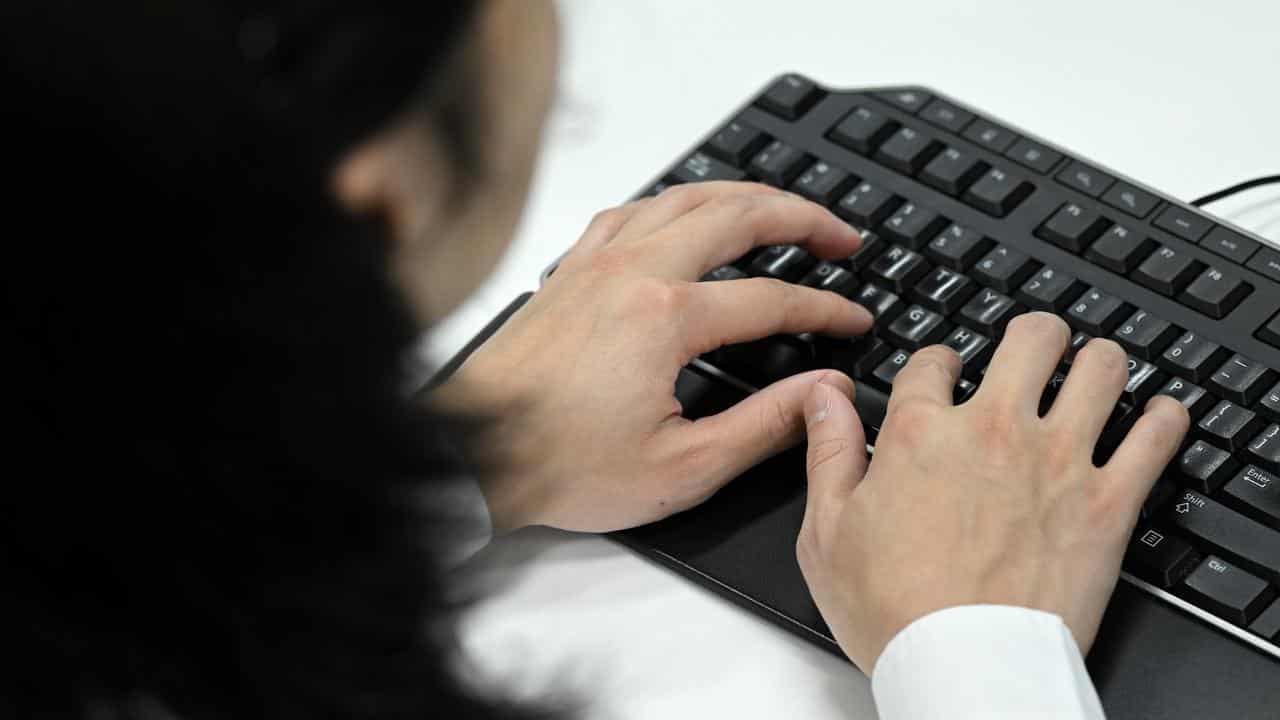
806 437 850 475
626 277 686 314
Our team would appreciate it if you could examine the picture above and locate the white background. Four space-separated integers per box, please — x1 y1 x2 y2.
432 2 1280 717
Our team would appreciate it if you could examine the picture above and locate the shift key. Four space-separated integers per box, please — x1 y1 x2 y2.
1168 489 1280 583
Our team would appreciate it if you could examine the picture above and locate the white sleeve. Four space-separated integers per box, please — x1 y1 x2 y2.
871 605 1106 720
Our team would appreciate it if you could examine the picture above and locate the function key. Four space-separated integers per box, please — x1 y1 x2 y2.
865 244 930 294
755 74 822 120
1005 137 1063 175
881 202 948 249
790 161 855 205
1084 224 1155 274
878 89 932 113
748 245 817 282
1037 203 1110 253
671 151 747 184
1056 160 1115 198
1246 248 1280 283
1178 266 1252 319
1102 181 1160 219
1155 205 1214 242
1112 309 1179 361
1067 287 1131 335
1158 330 1229 384
927 224 991 270
972 244 1037 293
963 167 1034 217
829 107 898 154
1017 266 1085 313
1200 226 1261 265
920 147 988 195
749 140 810 186
1208 354 1276 406
1260 312 1280 350
919 99 974 132
963 119 1017 153
1134 245 1204 296
705 120 770 166
874 127 943 174
835 181 900 228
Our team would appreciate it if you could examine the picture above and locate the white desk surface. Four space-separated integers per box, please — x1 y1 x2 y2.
429 2 1280 717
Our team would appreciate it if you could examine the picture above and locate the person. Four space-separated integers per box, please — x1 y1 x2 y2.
3 1 1191 718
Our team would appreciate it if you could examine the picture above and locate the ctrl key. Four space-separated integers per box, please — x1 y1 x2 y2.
1180 555 1276 626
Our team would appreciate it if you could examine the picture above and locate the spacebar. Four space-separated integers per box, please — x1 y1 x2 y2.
853 381 890 445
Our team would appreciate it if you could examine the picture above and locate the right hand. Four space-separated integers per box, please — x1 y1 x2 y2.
795 313 1190 673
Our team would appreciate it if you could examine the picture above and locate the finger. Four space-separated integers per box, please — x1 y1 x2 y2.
638 192 862 280
886 345 962 415
662 370 862 505
610 181 789 244
803 375 870 508
681 278 873 356
559 199 652 267
973 312 1071 416
1045 338 1129 448
1101 395 1190 516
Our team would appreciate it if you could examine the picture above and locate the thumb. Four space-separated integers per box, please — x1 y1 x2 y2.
803 376 869 510
675 370 856 495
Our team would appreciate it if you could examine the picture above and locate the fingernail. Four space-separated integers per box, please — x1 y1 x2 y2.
807 383 831 424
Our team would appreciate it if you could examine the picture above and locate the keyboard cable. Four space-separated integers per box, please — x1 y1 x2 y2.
1191 174 1280 207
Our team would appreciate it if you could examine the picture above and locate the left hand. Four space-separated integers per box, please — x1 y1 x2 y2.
434 181 874 532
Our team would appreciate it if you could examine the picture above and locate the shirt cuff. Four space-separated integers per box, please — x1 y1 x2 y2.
871 605 1106 720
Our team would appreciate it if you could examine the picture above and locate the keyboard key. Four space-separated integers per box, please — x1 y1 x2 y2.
1223 467 1280 530
912 266 976 314
1260 380 1280 422
1246 248 1280 284
1062 331 1093 370
829 107 898 154
749 140 810 186
1208 354 1276 406
1123 356 1166 406
1111 309 1179 361
1056 160 1115 198
790 161 855 205
1102 182 1160 219
962 167 1033 217
1005 137 1062 174
716 335 816 386
835 181 900 228
1155 377 1216 421
865 245 929 294
831 336 892 380
886 305 950 350
878 89 932 113
1180 555 1276 626
1158 331 1229 384
1017 266 1085 312
1168 489 1280 584
872 348 913 386
748 245 818 282
1134 245 1203 296
1200 225 1260 265
1155 205 1213 242
919 99 974 132
1037 203 1111 253
1085 224 1155 274
1125 529 1198 589
756 74 822 120
954 378 978 403
920 147 988 195
701 265 748 282
1252 600 1280 640
1178 440 1238 493
1178 266 1251 318
846 230 886 271
853 283 905 324
926 224 991 271
1197 399 1265 452
972 245 1037 293
1258 312 1280 350
881 203 948 249
1038 371 1069 416
705 120 770 166
875 127 943 175
1066 287 1130 335
671 151 747 184
958 288 1021 336
963 119 1016 153
1246 424 1280 473
799 262 859 297
942 326 993 378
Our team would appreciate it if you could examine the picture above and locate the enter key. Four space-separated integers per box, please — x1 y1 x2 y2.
1168 489 1280 584
1223 466 1280 530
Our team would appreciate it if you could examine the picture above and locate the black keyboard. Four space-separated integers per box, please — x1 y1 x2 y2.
603 74 1280 658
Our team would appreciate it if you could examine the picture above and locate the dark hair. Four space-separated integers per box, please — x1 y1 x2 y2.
2 2 555 717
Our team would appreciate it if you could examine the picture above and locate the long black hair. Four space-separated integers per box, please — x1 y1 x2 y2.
2 2 553 717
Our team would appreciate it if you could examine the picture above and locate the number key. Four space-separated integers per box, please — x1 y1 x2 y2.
1111 309 1179 361
1158 331 1230 384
